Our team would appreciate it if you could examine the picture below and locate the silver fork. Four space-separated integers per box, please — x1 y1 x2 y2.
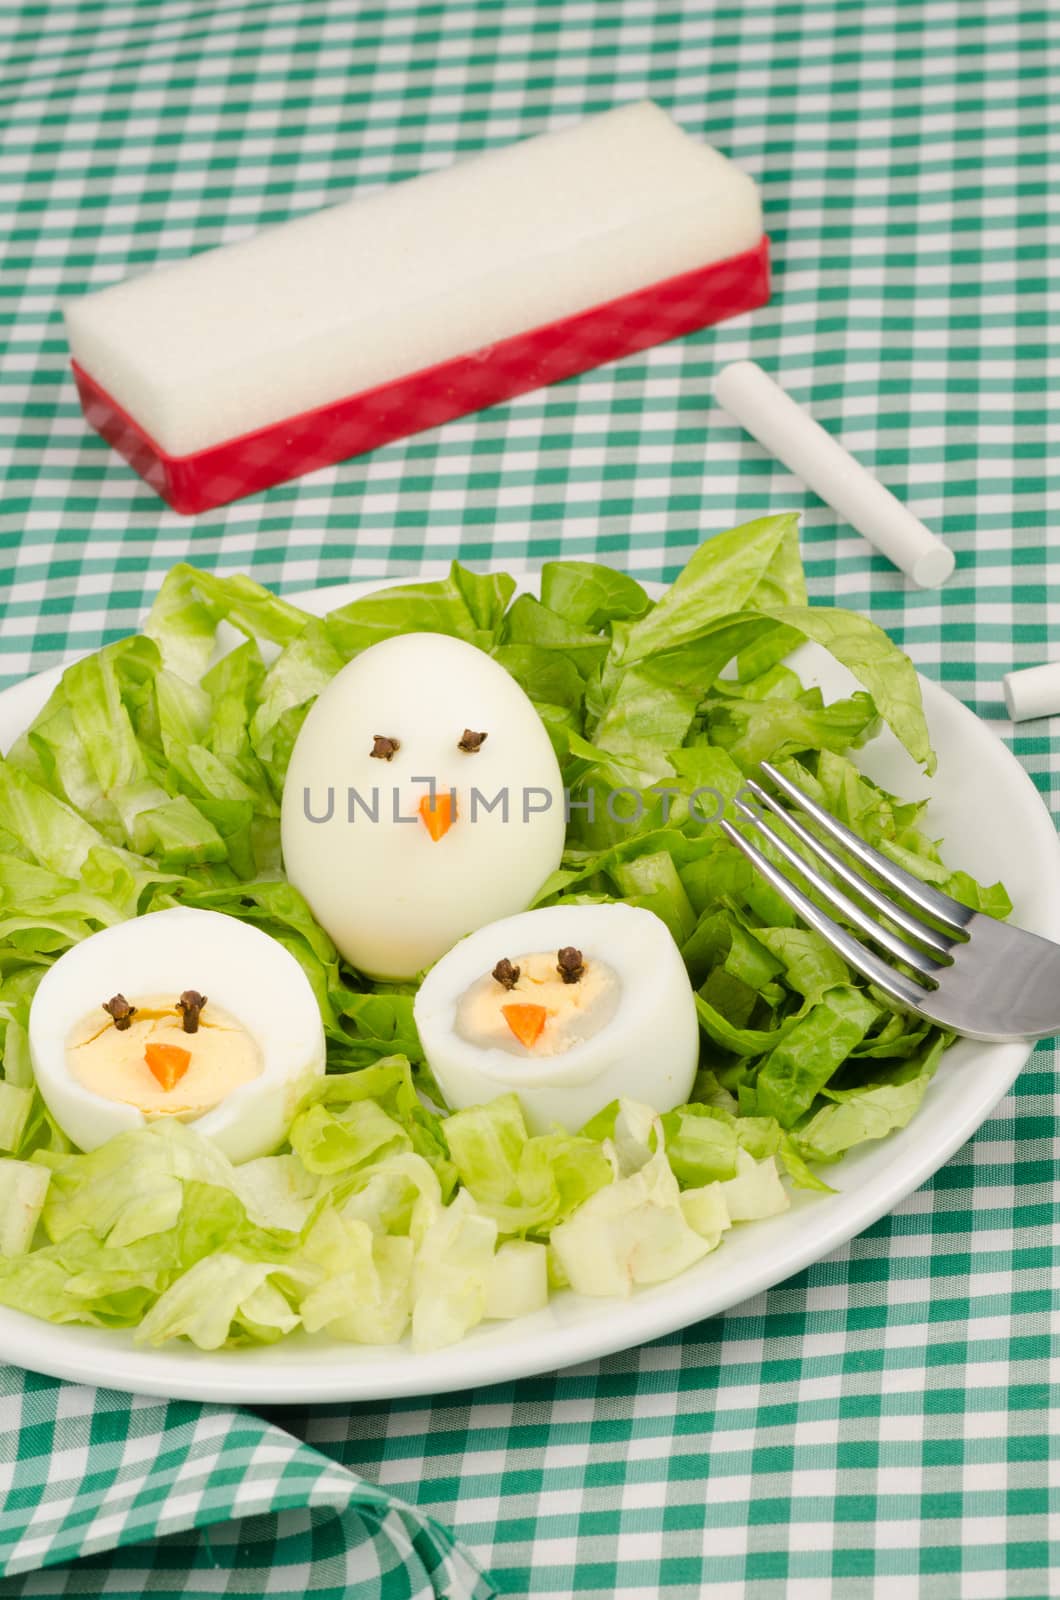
719 759 1060 1042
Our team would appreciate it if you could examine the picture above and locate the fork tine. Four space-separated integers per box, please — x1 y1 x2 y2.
732 798 946 978
760 761 974 934
719 819 930 1013
743 778 956 957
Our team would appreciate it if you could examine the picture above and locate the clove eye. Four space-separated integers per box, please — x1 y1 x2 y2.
102 994 137 1031
370 735 400 761
458 729 488 753
177 990 208 1035
557 947 585 984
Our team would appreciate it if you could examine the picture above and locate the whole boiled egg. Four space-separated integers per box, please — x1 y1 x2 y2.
281 632 566 980
29 907 326 1163
414 903 699 1134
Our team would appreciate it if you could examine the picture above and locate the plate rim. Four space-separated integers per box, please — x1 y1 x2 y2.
0 572 1055 1403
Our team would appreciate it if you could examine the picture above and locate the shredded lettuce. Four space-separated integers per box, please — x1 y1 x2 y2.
442 1094 613 1232
0 1089 794 1345
0 520 1009 1349
0 1161 50 1256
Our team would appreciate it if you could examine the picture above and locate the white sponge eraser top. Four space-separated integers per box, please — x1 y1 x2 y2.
65 102 762 458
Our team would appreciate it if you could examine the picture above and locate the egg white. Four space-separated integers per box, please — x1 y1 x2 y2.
280 632 566 979
414 903 700 1135
28 907 326 1163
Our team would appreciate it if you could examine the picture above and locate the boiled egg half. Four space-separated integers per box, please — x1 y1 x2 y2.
414 904 699 1135
29 907 326 1163
281 632 566 980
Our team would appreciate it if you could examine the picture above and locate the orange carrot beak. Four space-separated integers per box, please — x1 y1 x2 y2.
419 790 456 841
501 1003 548 1049
145 1042 192 1092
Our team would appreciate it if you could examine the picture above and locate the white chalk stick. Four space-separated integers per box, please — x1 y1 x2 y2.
65 103 762 459
713 361 956 589
1003 663 1060 722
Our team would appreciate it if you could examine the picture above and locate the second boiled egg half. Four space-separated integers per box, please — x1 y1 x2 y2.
414 903 699 1134
29 907 326 1163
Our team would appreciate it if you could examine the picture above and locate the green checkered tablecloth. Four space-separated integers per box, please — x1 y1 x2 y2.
1 0 1058 1595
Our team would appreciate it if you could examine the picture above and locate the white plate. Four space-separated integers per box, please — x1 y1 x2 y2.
0 577 1057 1404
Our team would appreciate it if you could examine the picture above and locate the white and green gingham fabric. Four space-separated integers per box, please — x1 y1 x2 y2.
2 1 1059 1596
0 1366 493 1598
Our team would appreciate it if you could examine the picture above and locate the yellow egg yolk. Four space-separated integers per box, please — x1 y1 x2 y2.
66 994 262 1118
455 952 620 1057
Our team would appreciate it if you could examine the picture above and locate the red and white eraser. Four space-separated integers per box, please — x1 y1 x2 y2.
65 102 769 514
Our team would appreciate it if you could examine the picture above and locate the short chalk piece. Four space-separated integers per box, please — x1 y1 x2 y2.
713 360 956 590
1003 663 1060 723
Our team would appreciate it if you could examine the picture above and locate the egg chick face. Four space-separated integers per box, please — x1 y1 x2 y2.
414 904 700 1135
29 907 326 1163
66 995 261 1116
280 633 566 980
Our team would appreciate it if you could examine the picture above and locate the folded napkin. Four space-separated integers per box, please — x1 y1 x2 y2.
0 1364 494 1598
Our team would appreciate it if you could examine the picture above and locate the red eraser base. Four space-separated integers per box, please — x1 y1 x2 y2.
72 235 770 514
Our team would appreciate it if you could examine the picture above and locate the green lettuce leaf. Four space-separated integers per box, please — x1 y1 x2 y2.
325 562 515 658
795 1036 949 1163
754 987 880 1126
539 562 652 630
145 564 310 678
442 1094 612 1232
704 689 881 772
610 514 805 665
770 605 935 774
0 1160 50 1255
549 1144 713 1296
135 1253 299 1349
